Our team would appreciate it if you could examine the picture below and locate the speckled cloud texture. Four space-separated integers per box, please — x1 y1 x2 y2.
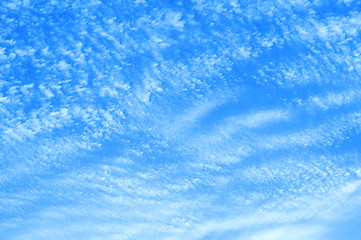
1 0 361 239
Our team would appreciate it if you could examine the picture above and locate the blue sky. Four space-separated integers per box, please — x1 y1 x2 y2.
1 0 361 239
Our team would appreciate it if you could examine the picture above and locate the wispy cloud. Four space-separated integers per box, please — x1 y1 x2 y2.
2 0 361 239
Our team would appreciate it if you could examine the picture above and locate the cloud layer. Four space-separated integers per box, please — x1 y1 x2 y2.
1 0 361 239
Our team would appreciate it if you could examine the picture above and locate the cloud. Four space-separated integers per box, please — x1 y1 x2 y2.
243 224 326 240
303 89 361 110
224 109 289 130
2 0 361 240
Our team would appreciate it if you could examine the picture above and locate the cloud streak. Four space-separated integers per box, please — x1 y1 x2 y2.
2 0 361 239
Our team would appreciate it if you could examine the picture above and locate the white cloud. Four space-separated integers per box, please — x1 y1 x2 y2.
243 225 325 240
304 89 361 110
2 1 361 240
39 84 54 98
226 109 289 129
166 11 185 29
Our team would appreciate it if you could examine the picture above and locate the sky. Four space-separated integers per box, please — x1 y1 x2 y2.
1 0 361 239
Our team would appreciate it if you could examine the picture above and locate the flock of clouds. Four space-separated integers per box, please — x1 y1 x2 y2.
1 0 361 239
